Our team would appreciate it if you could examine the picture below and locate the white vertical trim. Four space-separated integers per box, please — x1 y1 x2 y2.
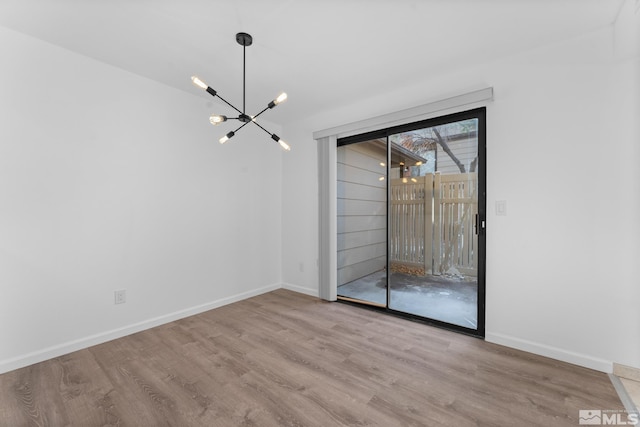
318 136 338 301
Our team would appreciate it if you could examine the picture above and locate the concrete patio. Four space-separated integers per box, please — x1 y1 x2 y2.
338 269 478 329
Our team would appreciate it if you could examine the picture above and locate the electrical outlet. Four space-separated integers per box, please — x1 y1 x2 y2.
114 290 126 304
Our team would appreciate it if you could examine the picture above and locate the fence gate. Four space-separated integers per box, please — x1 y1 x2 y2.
390 172 478 277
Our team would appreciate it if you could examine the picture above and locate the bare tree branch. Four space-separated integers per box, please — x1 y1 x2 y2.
470 156 478 172
432 127 466 173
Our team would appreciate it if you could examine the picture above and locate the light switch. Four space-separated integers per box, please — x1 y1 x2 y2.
496 200 507 216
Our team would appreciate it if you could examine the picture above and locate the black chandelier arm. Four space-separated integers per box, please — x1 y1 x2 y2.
250 119 275 138
249 105 270 122
231 120 252 134
209 91 243 115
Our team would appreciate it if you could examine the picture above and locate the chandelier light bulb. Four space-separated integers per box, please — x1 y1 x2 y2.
268 92 288 109
219 131 235 144
271 134 290 151
209 115 227 125
191 76 208 90
275 92 287 105
279 139 291 151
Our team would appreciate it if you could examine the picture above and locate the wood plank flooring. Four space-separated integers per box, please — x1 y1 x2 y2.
0 289 625 426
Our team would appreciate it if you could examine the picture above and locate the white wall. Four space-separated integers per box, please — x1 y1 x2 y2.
2 4 637 376
282 14 640 371
0 26 283 373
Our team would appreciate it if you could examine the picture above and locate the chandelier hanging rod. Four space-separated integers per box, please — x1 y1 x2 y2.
242 34 246 114
190 32 290 151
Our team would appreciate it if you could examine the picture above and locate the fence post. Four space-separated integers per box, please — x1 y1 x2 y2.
424 174 433 275
433 172 442 275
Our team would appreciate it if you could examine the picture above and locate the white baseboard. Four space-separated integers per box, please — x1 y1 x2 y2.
281 282 320 298
486 332 613 373
0 283 281 375
11 284 611 377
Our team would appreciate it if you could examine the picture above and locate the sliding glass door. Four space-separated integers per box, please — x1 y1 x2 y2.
388 117 481 330
337 108 485 336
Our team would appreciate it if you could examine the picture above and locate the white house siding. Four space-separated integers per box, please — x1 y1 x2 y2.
337 142 387 286
436 135 478 175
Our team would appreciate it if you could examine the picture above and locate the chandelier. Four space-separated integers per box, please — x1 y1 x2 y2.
191 32 290 151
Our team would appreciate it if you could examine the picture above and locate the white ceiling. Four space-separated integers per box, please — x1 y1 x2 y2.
0 0 625 126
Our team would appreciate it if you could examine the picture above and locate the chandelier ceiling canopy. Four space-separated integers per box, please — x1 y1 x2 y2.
191 32 290 151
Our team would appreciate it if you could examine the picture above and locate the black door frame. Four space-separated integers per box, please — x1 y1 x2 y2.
337 107 486 338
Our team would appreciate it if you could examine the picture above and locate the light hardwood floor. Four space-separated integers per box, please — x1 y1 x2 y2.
0 289 625 426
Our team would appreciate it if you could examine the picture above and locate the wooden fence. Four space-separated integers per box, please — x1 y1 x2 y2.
390 172 478 277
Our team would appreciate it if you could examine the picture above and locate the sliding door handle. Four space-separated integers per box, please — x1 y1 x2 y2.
475 213 485 235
